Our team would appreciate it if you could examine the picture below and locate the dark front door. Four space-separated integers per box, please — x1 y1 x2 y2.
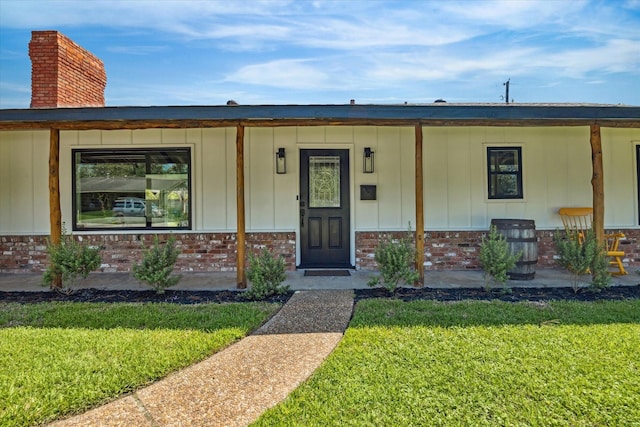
299 149 351 268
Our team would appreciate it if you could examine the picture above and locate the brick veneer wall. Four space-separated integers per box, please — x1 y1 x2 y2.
29 31 106 108
356 229 639 272
1 230 636 274
0 232 296 274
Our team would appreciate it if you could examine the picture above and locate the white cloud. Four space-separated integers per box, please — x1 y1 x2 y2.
0 1 284 29
106 45 169 55
279 17 476 50
530 39 640 76
0 82 30 108
226 59 330 89
625 0 640 8
0 1 493 50
0 81 29 92
1 0 639 106
435 0 587 29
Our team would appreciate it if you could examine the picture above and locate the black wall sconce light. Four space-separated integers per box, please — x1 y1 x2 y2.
363 147 375 173
276 147 286 174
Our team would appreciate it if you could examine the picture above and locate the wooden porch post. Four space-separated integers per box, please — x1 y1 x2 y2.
415 124 425 285
49 128 62 288
590 124 605 244
236 125 247 288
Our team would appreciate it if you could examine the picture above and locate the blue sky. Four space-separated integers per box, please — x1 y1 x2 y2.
1 0 639 108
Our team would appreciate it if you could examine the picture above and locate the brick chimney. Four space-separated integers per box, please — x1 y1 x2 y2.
29 31 107 108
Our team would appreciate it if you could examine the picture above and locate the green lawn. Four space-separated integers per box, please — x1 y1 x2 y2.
255 299 640 426
77 210 113 220
0 301 279 427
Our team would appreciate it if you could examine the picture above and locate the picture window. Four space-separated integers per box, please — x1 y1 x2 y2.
72 148 191 230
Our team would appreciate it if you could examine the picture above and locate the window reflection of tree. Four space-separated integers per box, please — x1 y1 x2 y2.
74 149 190 229
488 147 521 198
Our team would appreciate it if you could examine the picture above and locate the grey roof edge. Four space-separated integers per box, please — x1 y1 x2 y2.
1 103 639 125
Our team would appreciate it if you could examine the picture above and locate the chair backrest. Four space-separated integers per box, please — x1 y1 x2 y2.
558 207 593 243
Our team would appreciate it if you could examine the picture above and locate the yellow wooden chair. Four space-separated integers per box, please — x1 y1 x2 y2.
558 207 592 245
604 232 627 276
558 207 627 275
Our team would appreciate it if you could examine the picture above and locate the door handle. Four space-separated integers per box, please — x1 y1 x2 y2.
300 209 305 226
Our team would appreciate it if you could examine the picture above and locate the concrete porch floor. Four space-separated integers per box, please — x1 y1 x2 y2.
0 268 637 293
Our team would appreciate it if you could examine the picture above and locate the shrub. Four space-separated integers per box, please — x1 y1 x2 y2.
132 235 181 294
368 225 420 292
245 248 289 300
479 225 522 292
554 228 611 292
43 227 101 289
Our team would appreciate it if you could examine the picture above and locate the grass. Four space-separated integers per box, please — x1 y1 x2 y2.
255 299 640 426
0 301 279 427
77 210 112 220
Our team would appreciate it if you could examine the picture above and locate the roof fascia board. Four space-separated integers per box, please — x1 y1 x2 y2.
1 104 639 130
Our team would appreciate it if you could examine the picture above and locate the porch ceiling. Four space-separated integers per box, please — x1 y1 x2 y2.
1 103 639 130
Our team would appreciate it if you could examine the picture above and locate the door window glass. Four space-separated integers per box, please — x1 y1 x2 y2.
309 156 341 208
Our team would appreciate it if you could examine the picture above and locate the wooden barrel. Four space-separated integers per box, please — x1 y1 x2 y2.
490 219 538 280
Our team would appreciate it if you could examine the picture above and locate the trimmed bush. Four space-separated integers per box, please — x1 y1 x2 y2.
132 235 181 294
554 228 611 292
479 225 522 292
43 228 101 289
246 248 289 300
368 226 420 292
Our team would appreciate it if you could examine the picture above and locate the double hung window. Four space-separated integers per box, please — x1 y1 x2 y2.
72 148 191 230
487 147 523 199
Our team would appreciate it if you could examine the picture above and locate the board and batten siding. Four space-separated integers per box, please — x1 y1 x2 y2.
422 126 638 230
62 128 240 232
424 126 587 230
288 125 417 232
0 126 638 235
602 127 638 227
0 130 50 233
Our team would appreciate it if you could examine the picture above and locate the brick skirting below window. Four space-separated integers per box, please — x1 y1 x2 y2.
1 229 637 274
0 232 296 274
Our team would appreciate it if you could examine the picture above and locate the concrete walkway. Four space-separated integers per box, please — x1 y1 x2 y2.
48 290 354 427
1 268 638 293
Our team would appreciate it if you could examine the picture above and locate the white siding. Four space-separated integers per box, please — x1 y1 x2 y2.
199 128 234 230
1 125 638 235
354 126 379 228
424 127 449 228
375 127 404 229
0 131 49 234
240 127 299 231
247 127 276 230
352 126 416 231
602 128 638 227
272 127 297 229
422 126 637 230
63 128 239 231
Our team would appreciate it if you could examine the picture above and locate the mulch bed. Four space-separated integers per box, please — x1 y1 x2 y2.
1 285 639 304
354 285 640 302
0 289 294 304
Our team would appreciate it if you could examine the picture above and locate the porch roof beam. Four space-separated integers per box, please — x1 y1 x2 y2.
1 118 639 131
